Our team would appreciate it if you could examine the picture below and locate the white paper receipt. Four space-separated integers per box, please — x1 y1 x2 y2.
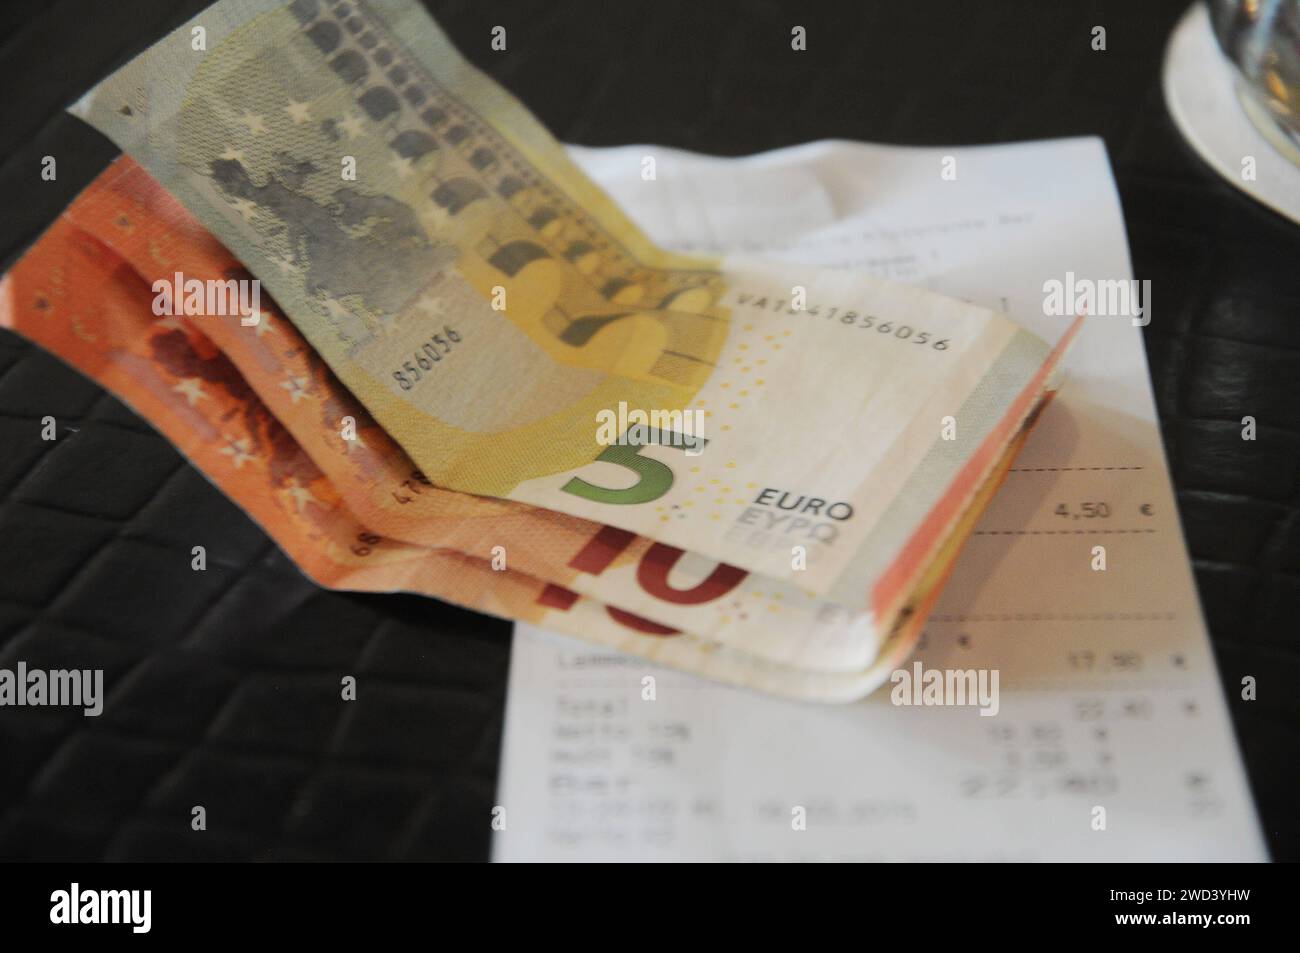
492 138 1267 862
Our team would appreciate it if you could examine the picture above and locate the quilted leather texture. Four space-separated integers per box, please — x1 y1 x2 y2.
1 0 1296 860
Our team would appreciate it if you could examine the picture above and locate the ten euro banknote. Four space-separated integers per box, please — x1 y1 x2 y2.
0 212 944 701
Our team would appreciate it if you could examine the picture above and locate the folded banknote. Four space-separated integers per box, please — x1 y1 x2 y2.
64 156 957 674
0 212 1030 700
73 0 1078 638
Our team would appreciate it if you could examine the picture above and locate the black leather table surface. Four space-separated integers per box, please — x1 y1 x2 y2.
1 0 1296 861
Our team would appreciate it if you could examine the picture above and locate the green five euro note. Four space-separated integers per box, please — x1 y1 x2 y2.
74 0 1076 622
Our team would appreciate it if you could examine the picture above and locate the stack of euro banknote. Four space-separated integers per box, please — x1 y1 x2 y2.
1 0 1078 702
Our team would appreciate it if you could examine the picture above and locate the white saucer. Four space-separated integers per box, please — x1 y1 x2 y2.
1163 3 1300 226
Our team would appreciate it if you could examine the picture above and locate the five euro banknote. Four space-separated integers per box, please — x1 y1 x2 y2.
74 0 1077 628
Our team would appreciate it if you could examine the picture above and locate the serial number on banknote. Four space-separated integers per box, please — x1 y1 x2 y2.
391 326 461 391
734 294 951 350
